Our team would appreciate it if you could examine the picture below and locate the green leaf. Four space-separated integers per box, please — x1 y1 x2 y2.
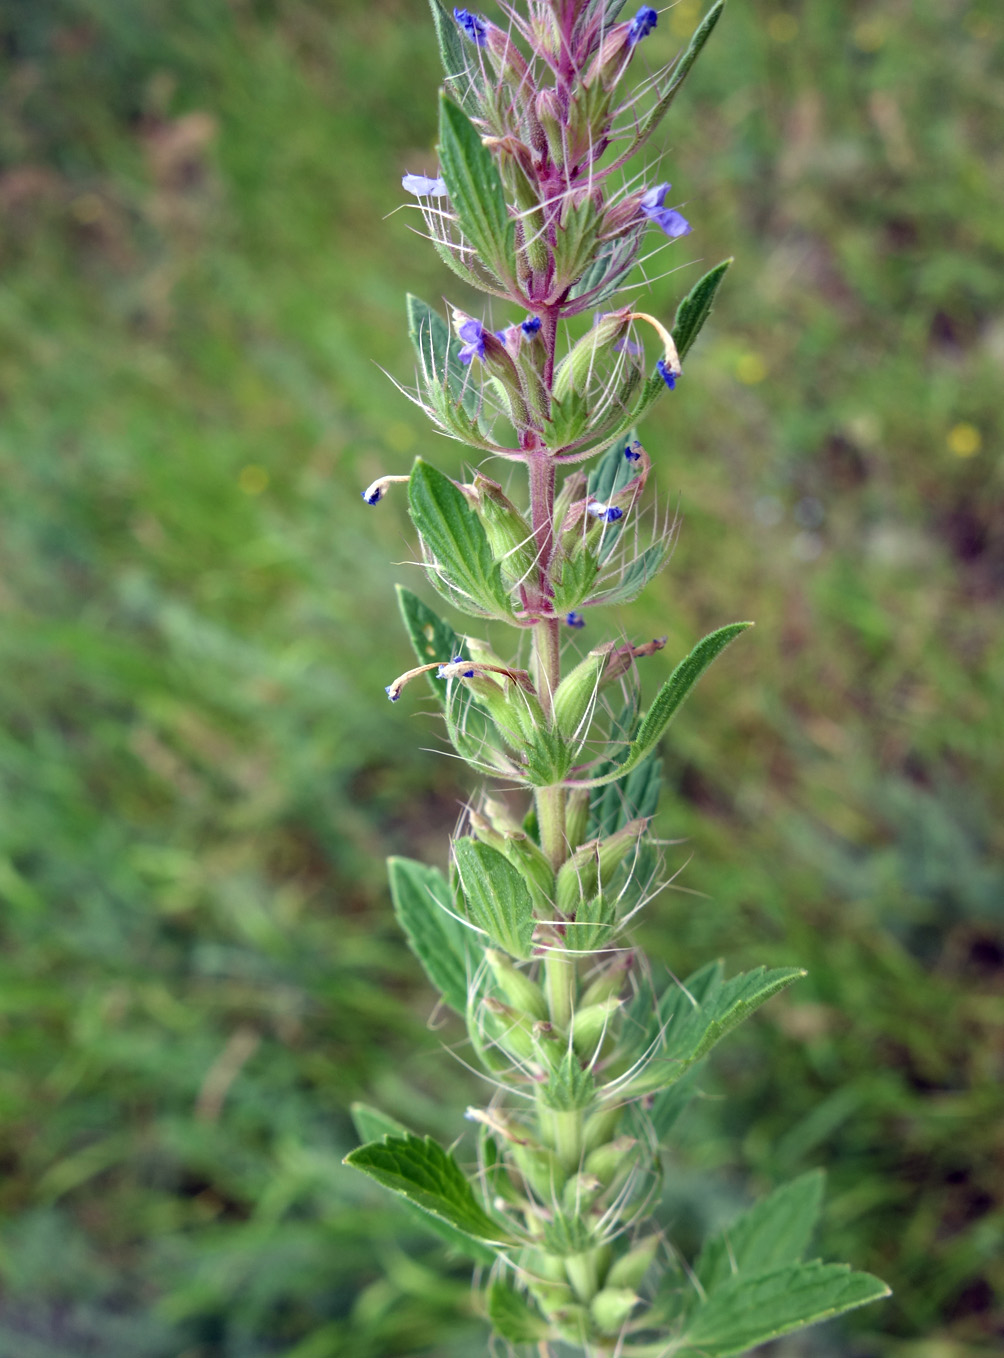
642 1068 698 1141
348 1110 499 1264
624 965 805 1098
438 96 515 279
395 585 461 708
672 258 732 361
630 2 726 157
427 0 477 112
486 1281 550 1343
675 1261 891 1356
590 753 662 838
406 293 480 419
408 459 510 617
350 1102 409 1144
344 1133 515 1249
388 856 475 1014
581 622 752 788
552 549 599 614
453 837 535 959
590 542 668 605
695 1172 825 1292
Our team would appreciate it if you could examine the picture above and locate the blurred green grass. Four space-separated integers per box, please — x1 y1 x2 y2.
0 0 1000 1354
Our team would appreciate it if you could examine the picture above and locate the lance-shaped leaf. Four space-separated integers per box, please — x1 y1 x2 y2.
408 459 510 617
438 95 515 282
406 293 481 420
623 966 805 1097
625 1 726 160
388 856 475 1015
590 752 662 838
590 542 668 606
578 622 752 788
350 1104 498 1264
486 1281 550 1343
344 1133 516 1249
672 258 732 361
695 1171 825 1291
427 0 478 112
453 837 535 960
672 1261 891 1357
395 585 461 707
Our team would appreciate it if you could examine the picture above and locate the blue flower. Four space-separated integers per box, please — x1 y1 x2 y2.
656 358 678 390
385 685 400 701
401 172 448 197
457 318 486 365
640 184 692 239
624 442 642 462
587 500 624 524
362 487 382 505
627 6 658 44
453 7 488 44
438 655 475 678
565 612 586 628
521 315 541 336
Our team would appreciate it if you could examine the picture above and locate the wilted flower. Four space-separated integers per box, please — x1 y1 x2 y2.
627 5 658 45
453 7 487 45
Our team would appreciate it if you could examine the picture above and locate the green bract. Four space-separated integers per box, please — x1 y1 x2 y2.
346 1 888 1353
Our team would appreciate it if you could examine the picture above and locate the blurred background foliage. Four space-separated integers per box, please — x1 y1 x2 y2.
0 0 1000 1354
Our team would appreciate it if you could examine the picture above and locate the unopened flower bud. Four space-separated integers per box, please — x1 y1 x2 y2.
552 645 609 741
485 948 549 1021
510 1141 566 1201
580 952 633 1008
582 1102 623 1155
571 996 622 1057
606 1235 660 1290
584 1134 638 1186
552 311 632 404
561 1170 604 1215
590 1287 640 1336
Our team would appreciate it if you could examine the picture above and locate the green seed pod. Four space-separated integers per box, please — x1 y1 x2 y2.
585 1134 638 1187
553 311 631 404
582 1101 623 1155
556 842 600 916
590 1286 639 1336
484 948 549 1021
482 997 537 1064
510 1141 566 1201
565 787 590 853
607 1235 660 1290
552 647 607 740
571 996 622 1057
463 474 536 590
580 952 633 1008
561 1170 603 1216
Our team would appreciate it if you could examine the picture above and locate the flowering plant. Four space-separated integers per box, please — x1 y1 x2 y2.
346 2 889 1352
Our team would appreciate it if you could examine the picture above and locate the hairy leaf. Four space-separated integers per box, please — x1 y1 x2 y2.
486 1281 550 1342
623 965 804 1097
388 856 474 1014
630 1 726 157
349 1107 499 1264
675 1261 891 1356
408 459 510 616
672 258 732 361
581 623 752 788
438 96 515 280
406 293 480 419
344 1133 515 1248
695 1171 826 1292
453 837 535 959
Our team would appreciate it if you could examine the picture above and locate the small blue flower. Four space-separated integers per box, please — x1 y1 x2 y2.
624 442 642 462
587 500 624 524
640 184 692 239
656 359 678 390
401 172 448 197
362 487 382 505
438 655 475 679
457 318 486 365
565 612 586 628
385 685 400 701
453 7 488 44
627 5 658 44
521 315 541 337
